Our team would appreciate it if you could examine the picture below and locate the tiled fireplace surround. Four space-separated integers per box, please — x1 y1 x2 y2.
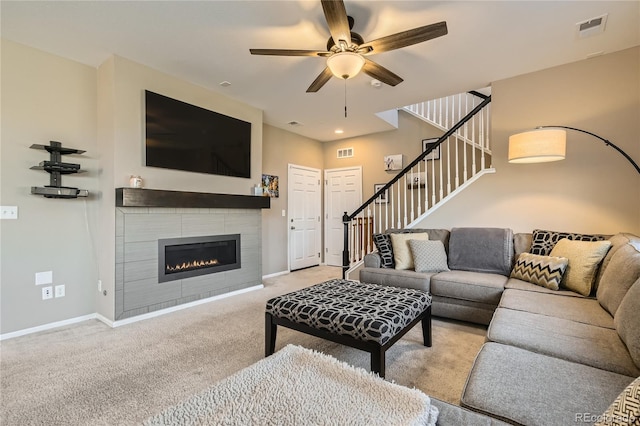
115 188 269 320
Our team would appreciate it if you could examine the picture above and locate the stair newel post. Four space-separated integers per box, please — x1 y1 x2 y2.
342 212 350 279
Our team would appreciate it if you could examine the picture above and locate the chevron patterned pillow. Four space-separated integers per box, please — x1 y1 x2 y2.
596 376 640 426
510 252 569 291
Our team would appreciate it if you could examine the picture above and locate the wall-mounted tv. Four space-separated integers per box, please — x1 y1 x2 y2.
145 90 251 178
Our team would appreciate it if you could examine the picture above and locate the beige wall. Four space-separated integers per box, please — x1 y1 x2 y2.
416 46 640 234
261 124 324 275
323 111 442 203
1 40 99 333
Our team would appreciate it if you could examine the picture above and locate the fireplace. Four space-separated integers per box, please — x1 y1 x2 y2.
158 234 241 283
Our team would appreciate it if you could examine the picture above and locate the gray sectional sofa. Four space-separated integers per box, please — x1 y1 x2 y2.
359 227 640 425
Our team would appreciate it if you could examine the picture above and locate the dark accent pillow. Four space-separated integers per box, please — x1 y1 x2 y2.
530 229 607 256
373 234 394 268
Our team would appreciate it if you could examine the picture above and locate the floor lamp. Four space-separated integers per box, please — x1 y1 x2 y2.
508 126 640 175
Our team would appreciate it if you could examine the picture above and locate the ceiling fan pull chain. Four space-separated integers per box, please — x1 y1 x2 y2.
344 79 348 118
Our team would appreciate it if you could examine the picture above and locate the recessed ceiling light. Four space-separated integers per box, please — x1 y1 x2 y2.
335 129 344 134
219 81 231 87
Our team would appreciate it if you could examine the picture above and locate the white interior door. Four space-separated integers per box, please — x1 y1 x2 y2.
324 167 362 266
288 164 321 271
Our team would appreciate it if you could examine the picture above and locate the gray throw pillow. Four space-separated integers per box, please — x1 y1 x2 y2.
409 240 450 273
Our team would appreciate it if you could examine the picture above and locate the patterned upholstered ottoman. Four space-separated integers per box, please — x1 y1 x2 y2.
265 279 432 378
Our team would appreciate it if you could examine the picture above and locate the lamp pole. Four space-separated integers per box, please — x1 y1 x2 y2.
536 126 640 175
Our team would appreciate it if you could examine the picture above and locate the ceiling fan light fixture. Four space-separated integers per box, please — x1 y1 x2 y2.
326 51 365 80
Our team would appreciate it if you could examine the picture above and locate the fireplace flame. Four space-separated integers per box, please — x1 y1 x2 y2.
166 258 219 272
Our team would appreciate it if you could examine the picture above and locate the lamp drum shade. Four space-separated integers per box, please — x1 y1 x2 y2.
327 51 365 80
508 129 567 163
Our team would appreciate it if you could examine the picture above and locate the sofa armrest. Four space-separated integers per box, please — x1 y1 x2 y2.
364 252 382 268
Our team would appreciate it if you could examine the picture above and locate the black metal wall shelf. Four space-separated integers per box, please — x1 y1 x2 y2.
30 141 89 199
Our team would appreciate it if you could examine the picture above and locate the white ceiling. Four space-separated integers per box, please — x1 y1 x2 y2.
2 1 639 142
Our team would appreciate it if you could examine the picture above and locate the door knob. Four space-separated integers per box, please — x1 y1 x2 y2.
291 226 296 230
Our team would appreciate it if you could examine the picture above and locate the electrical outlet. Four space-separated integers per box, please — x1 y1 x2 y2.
42 286 53 300
0 206 18 220
55 285 65 298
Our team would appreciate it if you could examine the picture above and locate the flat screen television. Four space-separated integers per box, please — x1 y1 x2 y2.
145 90 251 178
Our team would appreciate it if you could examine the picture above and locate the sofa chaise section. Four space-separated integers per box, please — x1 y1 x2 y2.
461 342 634 426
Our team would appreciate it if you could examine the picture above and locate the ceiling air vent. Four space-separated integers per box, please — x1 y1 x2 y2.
337 148 354 158
576 14 608 38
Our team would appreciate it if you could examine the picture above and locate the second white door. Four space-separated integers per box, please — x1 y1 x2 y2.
324 167 362 266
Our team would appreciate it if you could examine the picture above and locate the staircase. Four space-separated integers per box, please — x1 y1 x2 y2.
342 91 493 276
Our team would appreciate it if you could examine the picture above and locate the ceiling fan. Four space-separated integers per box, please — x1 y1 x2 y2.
249 0 447 93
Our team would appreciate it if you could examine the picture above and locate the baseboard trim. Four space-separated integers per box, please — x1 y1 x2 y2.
262 270 289 279
109 284 265 328
0 313 97 341
1 284 264 339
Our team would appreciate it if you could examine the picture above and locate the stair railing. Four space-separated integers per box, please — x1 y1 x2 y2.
342 95 492 277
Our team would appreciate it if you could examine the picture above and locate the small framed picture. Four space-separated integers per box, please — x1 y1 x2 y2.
422 138 440 160
374 184 388 204
261 174 279 198
407 172 426 189
384 154 403 171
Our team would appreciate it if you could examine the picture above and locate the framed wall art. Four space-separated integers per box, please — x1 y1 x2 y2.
384 154 403 171
261 174 279 198
422 138 441 160
374 184 388 204
407 172 426 189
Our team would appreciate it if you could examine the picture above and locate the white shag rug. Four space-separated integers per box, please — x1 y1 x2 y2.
144 344 438 426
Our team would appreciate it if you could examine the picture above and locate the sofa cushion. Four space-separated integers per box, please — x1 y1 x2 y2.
505 278 585 297
487 308 640 377
549 239 611 296
596 376 640 426
510 252 568 291
498 289 614 329
431 397 511 426
513 232 532 259
359 267 432 292
595 233 637 292
447 227 514 276
431 296 497 326
372 234 394 268
461 342 635 426
530 228 607 256
614 278 640 369
409 240 450 273
390 232 429 270
597 240 640 316
430 271 507 306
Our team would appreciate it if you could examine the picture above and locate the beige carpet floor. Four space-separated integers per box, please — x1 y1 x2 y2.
0 266 487 425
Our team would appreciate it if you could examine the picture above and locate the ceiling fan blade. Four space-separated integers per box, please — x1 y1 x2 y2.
359 21 448 54
321 0 351 47
362 58 403 86
250 49 329 57
306 67 334 93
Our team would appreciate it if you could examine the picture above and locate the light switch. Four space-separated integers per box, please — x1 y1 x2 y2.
35 271 53 285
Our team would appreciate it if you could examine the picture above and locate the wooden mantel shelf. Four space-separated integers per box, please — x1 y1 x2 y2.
116 188 270 209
